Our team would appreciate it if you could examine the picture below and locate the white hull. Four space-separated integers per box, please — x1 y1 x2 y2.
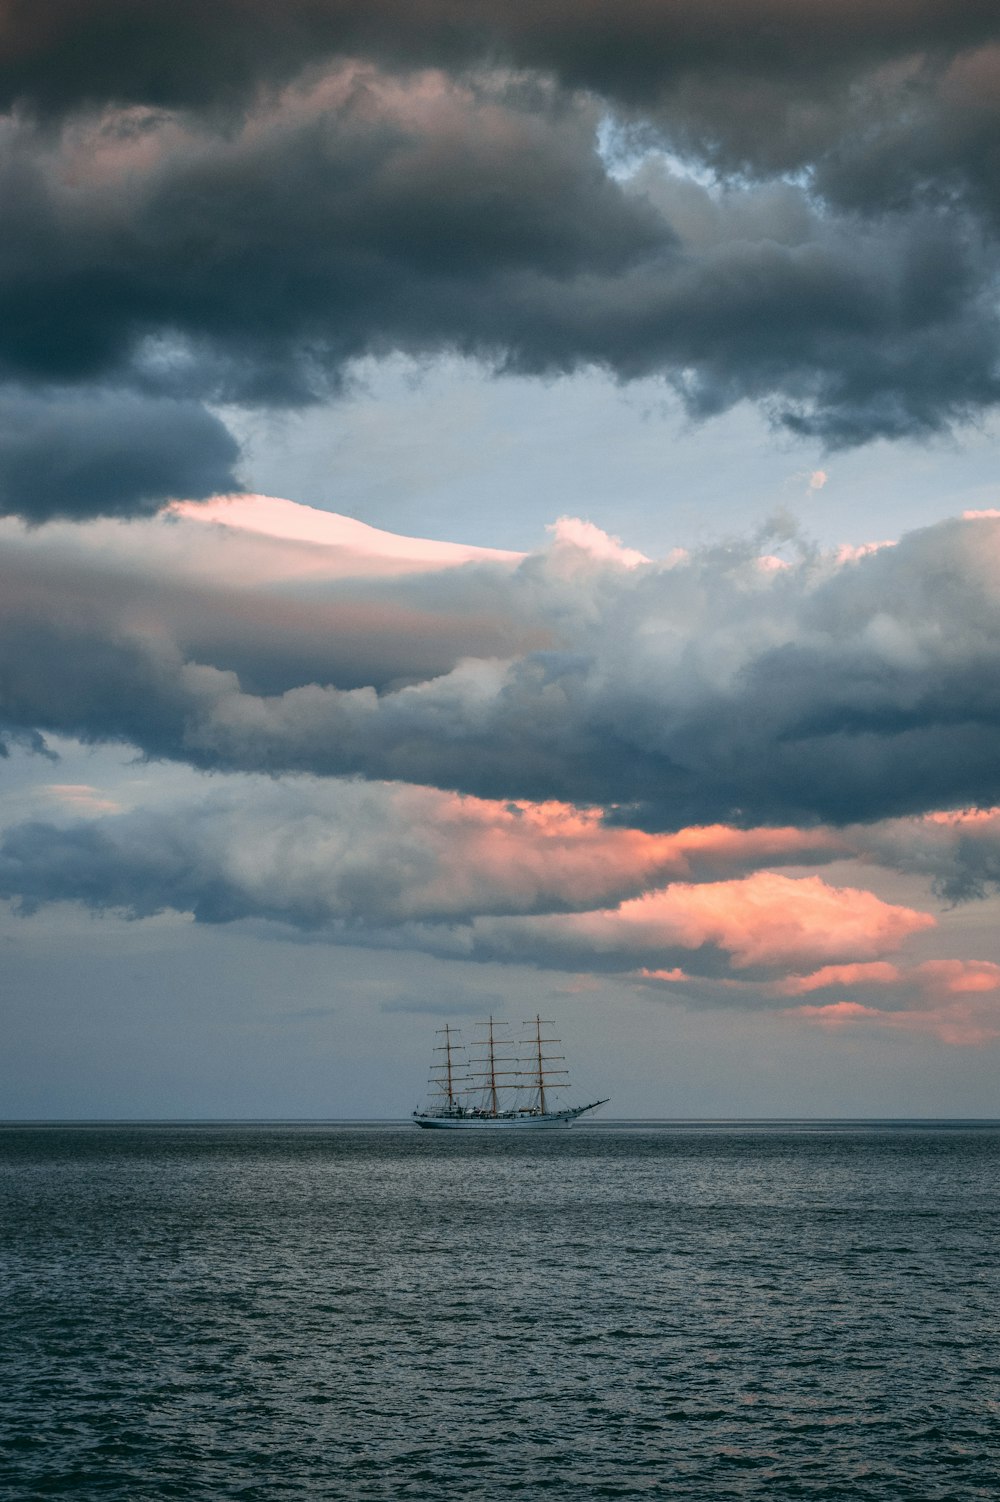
413 1101 606 1130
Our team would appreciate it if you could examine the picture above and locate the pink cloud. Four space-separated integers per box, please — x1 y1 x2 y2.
784 958 1000 1044
921 806 1000 826
12 763 997 1044
834 540 896 563
793 1001 884 1024
790 997 1000 1046
917 959 1000 994
410 799 852 918
40 784 121 815
170 494 523 574
625 873 933 969
464 871 933 972
781 961 903 994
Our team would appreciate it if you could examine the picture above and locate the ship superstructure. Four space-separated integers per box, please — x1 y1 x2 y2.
412 1015 607 1129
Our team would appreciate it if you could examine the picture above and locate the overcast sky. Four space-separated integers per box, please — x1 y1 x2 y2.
3 1 1000 1117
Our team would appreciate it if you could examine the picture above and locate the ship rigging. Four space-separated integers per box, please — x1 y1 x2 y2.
412 1015 608 1130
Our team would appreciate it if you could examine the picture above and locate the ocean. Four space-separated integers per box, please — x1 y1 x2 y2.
1 1122 997 1500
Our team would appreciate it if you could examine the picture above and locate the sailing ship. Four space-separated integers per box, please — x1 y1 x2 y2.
412 1015 608 1129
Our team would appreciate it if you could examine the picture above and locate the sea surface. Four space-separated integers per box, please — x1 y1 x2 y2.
1 1121 997 1500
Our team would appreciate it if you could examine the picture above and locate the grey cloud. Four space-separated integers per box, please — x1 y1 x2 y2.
0 55 996 452
0 84 661 395
0 779 916 985
0 725 54 760
4 511 1000 828
0 779 613 927
6 1 1000 236
0 807 764 979
1 3 996 121
0 773 764 931
0 535 545 701
856 814 1000 904
0 389 241 521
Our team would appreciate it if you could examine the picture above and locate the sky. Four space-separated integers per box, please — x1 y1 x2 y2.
3 2 1000 1118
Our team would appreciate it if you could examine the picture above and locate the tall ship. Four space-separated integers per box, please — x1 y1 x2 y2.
412 1015 608 1130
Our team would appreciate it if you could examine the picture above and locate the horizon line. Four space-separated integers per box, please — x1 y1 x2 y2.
3 1116 999 1126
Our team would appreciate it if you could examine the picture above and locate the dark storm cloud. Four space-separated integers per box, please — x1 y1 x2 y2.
0 389 241 521
7 0 1000 231
0 78 997 448
0 4 998 462
0 80 664 396
1 2 996 120
5 510 1000 829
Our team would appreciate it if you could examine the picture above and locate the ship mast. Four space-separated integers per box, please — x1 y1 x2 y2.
430 1023 463 1110
522 1014 569 1114
466 1016 519 1116
488 1016 498 1115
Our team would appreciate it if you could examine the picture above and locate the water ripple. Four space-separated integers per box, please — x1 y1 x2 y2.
1 1123 998 1500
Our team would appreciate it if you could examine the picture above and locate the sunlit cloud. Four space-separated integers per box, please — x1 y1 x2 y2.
783 958 1000 1044
39 785 121 815
7 501 1000 834
170 493 523 573
546 516 650 569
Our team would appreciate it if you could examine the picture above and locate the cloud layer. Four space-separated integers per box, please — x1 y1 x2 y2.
0 774 934 1002
4 496 1000 1046
0 778 844 928
6 768 999 1042
6 7 1000 1081
0 389 241 522
3 2 1000 511
4 502 1000 831
3 3 997 133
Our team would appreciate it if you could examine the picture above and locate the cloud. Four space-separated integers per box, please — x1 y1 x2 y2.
546 516 649 569
2 3 996 128
416 872 933 977
8 768 996 1047
0 500 540 701
853 807 1000 903
39 783 121 814
0 41 998 457
5 505 1000 829
0 73 664 400
170 494 524 572
0 389 241 522
783 959 1000 1045
0 775 935 1005
0 778 848 929
5 735 999 1045
633 954 1000 1046
0 725 55 761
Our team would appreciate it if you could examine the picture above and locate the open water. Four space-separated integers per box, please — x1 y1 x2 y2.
1 1122 998 1500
